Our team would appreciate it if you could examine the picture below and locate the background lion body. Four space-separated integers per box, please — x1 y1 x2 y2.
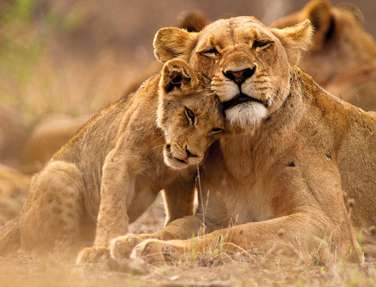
272 0 376 111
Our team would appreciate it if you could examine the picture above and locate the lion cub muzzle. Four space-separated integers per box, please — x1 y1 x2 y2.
163 143 201 170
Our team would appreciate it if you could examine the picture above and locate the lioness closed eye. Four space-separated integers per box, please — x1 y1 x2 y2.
0 59 224 264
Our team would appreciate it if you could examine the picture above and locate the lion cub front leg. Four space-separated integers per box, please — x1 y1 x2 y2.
109 177 198 261
77 143 135 265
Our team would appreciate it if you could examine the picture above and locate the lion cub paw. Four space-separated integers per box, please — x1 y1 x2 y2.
76 246 111 266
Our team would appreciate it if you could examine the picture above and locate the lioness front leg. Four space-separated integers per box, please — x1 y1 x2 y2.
131 164 362 265
77 137 136 265
131 212 348 264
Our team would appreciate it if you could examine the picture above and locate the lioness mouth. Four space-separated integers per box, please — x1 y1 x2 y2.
223 93 265 110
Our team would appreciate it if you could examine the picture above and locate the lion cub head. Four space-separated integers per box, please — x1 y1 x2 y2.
154 17 312 132
157 59 224 170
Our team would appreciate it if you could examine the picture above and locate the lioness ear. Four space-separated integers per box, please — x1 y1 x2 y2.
153 27 198 63
177 10 209 32
272 19 313 65
303 0 333 49
160 59 198 96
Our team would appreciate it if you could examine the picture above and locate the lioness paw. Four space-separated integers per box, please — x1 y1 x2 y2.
130 239 184 264
110 234 149 261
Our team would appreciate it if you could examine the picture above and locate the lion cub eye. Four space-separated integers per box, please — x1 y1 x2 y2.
209 127 224 136
252 40 273 50
199 47 219 59
184 107 196 125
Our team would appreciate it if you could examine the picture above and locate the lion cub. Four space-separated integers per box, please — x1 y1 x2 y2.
0 59 224 261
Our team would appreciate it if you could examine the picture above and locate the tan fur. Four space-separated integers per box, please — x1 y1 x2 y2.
0 165 30 226
20 114 89 174
110 17 372 265
0 60 224 261
0 107 28 168
272 0 376 111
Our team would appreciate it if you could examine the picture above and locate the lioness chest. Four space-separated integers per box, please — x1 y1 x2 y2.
201 142 275 227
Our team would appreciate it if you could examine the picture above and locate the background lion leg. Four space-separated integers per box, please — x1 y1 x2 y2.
19 161 85 254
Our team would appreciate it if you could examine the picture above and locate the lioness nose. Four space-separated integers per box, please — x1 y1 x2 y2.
223 66 256 85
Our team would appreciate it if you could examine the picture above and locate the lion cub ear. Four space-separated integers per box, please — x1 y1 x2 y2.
160 59 198 97
271 19 313 65
153 27 198 63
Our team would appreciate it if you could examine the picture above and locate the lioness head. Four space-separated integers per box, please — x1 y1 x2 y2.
272 0 376 85
153 16 312 132
157 59 224 169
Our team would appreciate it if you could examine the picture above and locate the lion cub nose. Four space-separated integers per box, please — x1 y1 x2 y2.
185 146 198 158
223 66 256 85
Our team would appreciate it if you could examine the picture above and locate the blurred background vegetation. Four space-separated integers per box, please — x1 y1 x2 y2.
0 0 375 124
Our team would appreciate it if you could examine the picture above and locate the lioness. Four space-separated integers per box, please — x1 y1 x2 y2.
272 0 376 111
0 59 224 259
110 16 370 264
